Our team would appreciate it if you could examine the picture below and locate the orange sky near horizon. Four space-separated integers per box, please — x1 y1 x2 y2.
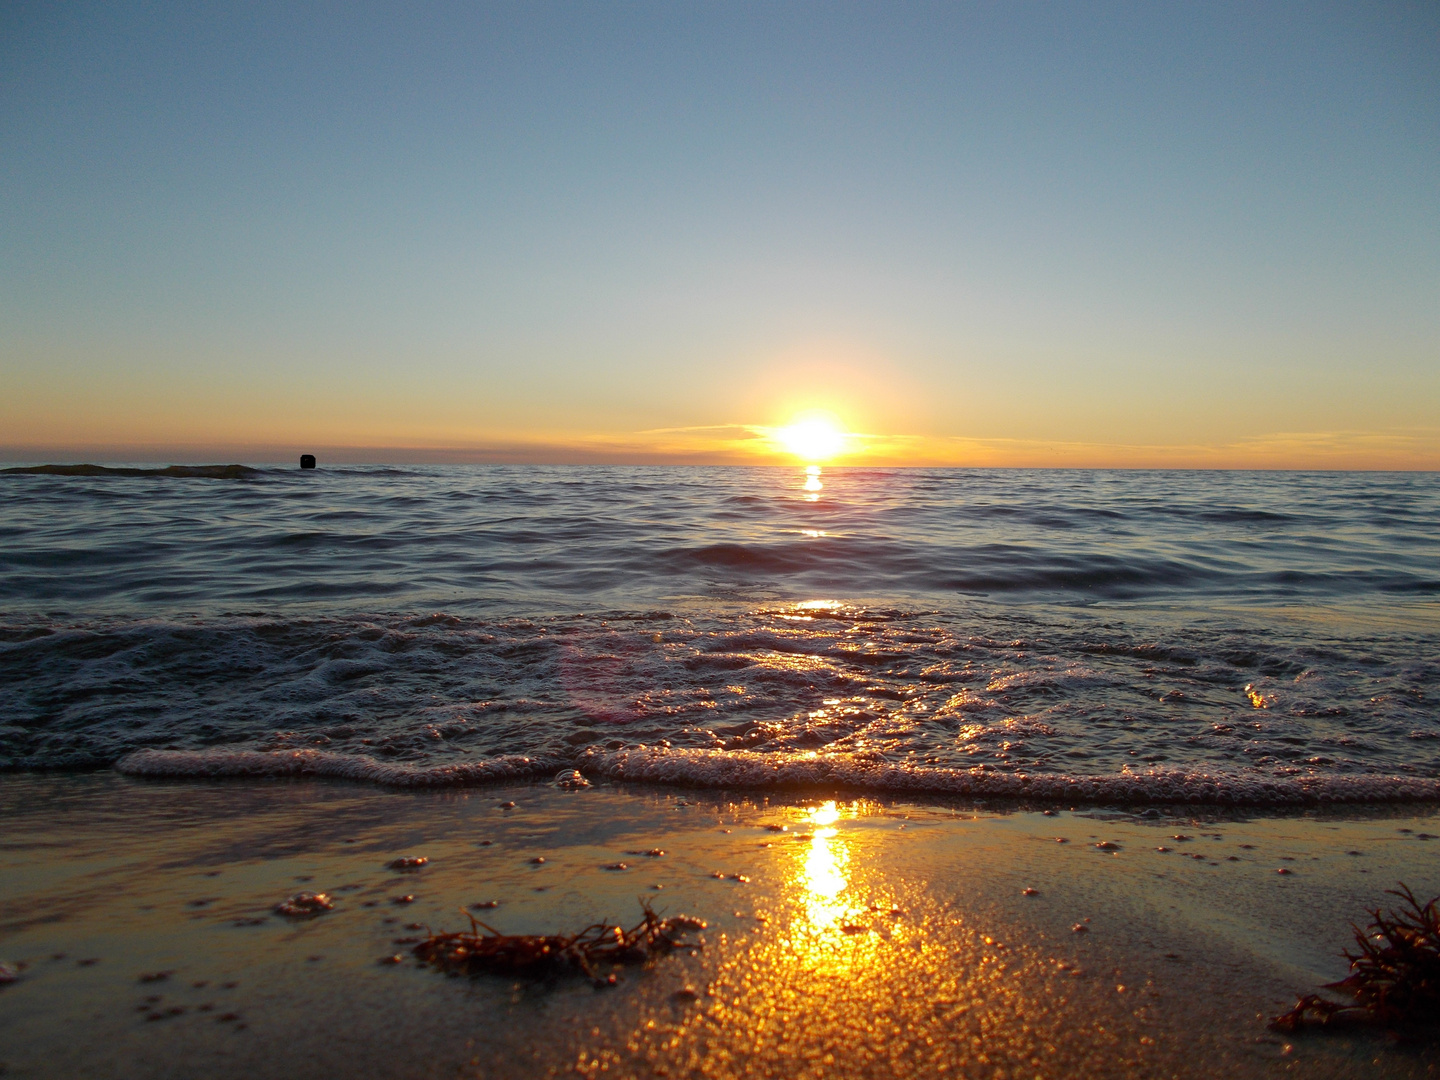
4 417 1437 471
4 341 1437 468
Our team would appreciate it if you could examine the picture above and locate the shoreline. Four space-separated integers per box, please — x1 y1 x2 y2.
3 773 1440 1078
110 747 1440 806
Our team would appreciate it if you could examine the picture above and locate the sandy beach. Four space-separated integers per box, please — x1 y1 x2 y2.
2 773 1438 1079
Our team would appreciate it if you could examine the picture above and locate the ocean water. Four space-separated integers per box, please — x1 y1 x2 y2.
1 465 1437 804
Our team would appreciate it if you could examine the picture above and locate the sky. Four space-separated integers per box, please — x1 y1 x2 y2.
2 1 1437 467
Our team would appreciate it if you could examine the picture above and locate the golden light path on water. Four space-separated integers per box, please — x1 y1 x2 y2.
803 465 823 501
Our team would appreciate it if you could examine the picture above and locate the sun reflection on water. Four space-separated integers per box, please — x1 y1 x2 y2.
802 465 822 501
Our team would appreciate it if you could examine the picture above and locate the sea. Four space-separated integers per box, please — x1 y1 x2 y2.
1 465 1437 805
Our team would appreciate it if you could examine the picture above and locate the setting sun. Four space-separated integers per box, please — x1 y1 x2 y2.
774 416 848 462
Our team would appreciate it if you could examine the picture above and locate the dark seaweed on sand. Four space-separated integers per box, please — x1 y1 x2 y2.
1272 884 1440 1034
412 901 706 981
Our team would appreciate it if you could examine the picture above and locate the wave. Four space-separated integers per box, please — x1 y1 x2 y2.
4 467 1438 611
7 602 1437 787
113 746 1440 806
582 747 1440 805
117 748 560 786
659 541 826 574
657 540 1227 598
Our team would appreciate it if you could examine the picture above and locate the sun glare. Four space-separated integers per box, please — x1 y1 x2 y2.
775 416 847 462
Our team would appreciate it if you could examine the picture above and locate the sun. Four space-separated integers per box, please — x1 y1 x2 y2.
775 416 847 462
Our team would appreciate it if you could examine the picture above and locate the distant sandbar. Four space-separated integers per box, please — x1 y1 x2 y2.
1 463 259 479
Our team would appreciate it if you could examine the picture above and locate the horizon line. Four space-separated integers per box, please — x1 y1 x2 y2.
2 441 1438 472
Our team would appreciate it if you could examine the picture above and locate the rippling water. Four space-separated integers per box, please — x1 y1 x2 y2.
2 466 1437 803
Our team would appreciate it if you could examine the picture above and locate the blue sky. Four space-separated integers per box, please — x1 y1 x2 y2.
2 1 1436 464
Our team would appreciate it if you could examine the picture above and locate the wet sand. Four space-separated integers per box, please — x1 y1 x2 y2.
1 773 1438 1079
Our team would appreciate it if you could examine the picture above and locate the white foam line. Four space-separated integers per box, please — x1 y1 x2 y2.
116 748 558 787
581 747 1440 805
115 745 1440 804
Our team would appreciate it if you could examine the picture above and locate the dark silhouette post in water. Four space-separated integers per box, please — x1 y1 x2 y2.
300 455 316 469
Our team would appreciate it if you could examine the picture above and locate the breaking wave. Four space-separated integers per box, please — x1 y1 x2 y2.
117 748 559 786
112 745 1440 806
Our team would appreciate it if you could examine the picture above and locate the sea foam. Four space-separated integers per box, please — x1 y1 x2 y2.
113 745 1440 806
117 748 558 787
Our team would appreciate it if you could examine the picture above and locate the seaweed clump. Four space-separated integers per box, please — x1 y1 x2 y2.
411 901 706 983
1272 884 1440 1034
